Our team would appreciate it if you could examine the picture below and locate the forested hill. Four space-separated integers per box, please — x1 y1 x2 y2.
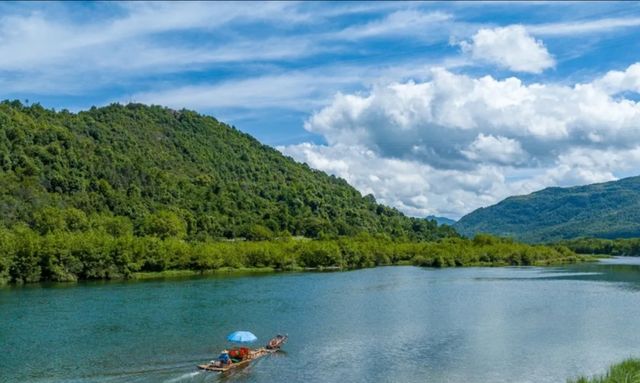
426 216 456 226
0 100 454 241
454 176 640 243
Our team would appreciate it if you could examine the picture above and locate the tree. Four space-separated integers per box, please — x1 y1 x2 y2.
141 211 187 239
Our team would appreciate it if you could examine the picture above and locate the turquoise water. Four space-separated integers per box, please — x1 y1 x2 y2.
2 259 640 383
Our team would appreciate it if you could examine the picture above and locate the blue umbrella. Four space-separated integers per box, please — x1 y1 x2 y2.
227 331 258 343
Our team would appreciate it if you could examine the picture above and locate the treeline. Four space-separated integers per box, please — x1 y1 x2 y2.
557 237 640 256
0 228 584 284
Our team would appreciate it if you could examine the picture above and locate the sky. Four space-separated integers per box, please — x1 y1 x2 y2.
2 1 640 219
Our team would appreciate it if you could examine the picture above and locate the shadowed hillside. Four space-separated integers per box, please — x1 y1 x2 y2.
454 176 640 243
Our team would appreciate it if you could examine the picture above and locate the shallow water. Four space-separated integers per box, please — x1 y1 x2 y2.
2 258 640 383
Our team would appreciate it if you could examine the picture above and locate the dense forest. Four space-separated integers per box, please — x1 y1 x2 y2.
455 176 640 242
0 100 454 241
0 101 585 284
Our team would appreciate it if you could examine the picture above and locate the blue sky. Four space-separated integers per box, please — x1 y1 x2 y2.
2 2 640 218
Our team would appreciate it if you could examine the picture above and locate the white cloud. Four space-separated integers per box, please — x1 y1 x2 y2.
281 63 640 218
0 4 321 71
549 146 640 182
0 2 335 94
0 3 467 96
304 67 640 167
460 25 555 73
130 59 468 113
133 72 359 111
1 3 638 98
461 134 526 165
332 10 452 40
527 17 640 36
280 143 512 218
594 63 640 94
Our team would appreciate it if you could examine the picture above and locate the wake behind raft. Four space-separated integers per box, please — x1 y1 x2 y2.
198 333 288 372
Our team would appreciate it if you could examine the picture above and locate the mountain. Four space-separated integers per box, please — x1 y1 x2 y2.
454 176 640 243
426 216 456 226
0 101 455 241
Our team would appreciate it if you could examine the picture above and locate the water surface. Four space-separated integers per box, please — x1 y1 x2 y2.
2 258 640 383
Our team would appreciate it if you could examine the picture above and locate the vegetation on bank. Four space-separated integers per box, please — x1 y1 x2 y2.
558 237 640 256
0 228 585 284
568 359 640 383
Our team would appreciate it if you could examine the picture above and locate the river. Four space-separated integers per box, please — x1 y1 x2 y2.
2 258 640 383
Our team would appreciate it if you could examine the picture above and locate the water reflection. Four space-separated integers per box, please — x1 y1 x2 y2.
2 259 640 383
539 258 640 291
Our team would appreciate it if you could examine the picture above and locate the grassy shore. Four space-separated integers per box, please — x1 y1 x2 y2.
568 359 640 383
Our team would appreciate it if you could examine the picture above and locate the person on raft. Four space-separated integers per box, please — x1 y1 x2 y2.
218 350 232 365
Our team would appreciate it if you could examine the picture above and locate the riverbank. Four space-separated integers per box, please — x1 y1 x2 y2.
568 359 640 382
558 237 640 257
131 267 279 280
0 231 592 284
129 255 594 282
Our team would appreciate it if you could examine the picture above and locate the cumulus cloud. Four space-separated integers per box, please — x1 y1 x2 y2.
281 143 512 217
281 63 640 218
594 63 640 94
461 134 526 165
305 68 640 168
460 25 555 73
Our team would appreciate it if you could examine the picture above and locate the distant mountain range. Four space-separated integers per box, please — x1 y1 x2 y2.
454 176 640 243
426 216 457 226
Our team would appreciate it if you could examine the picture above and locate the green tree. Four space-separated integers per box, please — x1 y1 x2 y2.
141 211 187 239
243 224 274 241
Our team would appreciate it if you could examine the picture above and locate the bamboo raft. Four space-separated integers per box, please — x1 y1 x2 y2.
198 335 287 372
197 347 273 372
